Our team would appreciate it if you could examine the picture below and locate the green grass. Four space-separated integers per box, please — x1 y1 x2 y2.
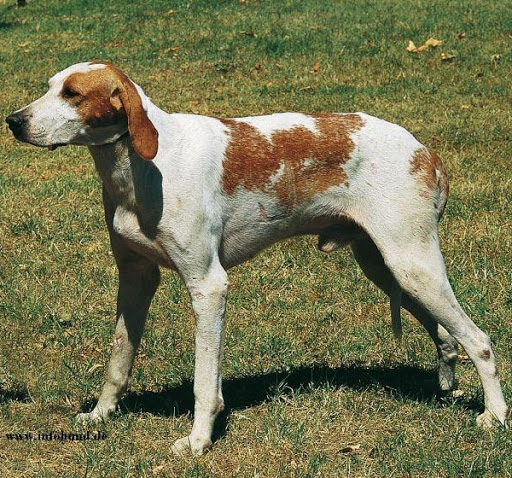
1 0 511 475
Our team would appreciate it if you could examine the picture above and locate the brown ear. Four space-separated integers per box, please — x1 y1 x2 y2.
111 70 159 160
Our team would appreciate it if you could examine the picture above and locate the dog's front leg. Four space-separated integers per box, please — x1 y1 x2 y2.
77 251 160 424
172 260 228 456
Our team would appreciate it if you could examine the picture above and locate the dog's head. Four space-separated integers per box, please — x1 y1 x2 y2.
6 62 159 160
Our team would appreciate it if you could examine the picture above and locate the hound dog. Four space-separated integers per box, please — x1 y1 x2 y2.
6 62 509 455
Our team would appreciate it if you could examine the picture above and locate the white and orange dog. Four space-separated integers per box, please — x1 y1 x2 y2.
6 62 509 454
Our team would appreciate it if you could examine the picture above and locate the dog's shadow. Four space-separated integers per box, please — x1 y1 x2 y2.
82 363 481 440
0 387 31 404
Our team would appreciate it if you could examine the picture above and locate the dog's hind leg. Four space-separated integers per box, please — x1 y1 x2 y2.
351 237 458 391
359 226 508 427
352 237 458 390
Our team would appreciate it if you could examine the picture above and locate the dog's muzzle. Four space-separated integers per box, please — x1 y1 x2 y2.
5 113 25 134
6 112 63 150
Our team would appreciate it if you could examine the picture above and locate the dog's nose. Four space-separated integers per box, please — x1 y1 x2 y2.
6 113 25 131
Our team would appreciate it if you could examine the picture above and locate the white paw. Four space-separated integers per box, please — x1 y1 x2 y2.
476 410 500 429
75 410 106 425
438 363 456 392
172 435 212 456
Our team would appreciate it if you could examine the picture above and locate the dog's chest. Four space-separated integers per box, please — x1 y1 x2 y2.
112 207 175 269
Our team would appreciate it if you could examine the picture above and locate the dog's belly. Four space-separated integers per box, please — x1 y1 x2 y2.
219 190 363 268
113 207 176 269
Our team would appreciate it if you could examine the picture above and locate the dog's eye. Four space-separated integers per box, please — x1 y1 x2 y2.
61 87 80 99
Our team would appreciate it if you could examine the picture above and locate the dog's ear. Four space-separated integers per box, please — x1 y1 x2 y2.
110 71 159 160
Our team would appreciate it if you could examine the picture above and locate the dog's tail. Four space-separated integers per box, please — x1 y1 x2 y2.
433 150 449 221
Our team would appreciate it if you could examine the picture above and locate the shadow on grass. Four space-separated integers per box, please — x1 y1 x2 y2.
0 387 31 404
81 363 483 440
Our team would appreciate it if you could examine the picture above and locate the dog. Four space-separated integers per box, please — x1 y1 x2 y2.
6 62 509 455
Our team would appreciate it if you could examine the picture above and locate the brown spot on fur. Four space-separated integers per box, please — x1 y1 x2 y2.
62 62 159 160
62 70 126 128
410 147 449 215
221 114 365 207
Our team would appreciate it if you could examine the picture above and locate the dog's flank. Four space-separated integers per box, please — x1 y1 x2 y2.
6 61 509 456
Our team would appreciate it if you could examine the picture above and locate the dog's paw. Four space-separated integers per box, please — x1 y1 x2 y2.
172 435 212 457
75 410 106 425
476 409 508 429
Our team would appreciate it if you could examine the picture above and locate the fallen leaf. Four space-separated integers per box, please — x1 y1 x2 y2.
406 40 418 52
424 38 443 48
455 32 466 40
406 38 443 53
339 443 361 454
312 62 321 73
441 52 457 61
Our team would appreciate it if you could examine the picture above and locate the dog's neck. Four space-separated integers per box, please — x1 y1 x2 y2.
88 133 155 209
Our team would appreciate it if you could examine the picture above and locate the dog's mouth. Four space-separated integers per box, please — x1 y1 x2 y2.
8 131 66 151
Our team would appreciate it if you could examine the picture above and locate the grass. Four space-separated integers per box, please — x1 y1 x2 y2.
0 0 511 475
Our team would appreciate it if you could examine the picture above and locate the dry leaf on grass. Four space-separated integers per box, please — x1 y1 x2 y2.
406 38 443 53
455 32 466 40
339 443 361 454
441 52 457 61
312 62 321 73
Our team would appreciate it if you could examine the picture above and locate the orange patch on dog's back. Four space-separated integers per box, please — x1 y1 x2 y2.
221 114 365 206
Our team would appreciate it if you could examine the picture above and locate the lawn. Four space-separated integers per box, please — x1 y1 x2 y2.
0 0 511 476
